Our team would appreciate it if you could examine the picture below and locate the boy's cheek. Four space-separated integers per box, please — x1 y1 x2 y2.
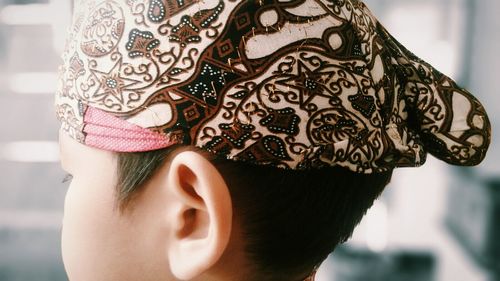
61 178 112 279
61 180 83 280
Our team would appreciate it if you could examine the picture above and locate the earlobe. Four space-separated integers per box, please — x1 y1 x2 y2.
166 151 232 280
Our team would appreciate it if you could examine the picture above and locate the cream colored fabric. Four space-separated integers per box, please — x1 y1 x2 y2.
56 0 491 172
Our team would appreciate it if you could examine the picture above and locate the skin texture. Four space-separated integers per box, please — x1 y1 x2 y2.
58 131 243 281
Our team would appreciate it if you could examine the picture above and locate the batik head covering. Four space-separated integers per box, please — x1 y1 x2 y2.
55 0 491 173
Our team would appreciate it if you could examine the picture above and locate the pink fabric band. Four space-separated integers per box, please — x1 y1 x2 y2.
83 106 175 152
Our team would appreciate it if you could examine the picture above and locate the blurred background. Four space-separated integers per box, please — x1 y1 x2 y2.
0 0 498 280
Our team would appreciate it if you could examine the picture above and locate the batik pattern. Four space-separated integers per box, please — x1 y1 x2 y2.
55 0 491 173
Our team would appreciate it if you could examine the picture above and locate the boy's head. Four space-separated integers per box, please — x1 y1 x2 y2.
59 131 392 281
55 0 490 280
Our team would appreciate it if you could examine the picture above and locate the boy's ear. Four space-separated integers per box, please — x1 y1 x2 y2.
165 150 232 280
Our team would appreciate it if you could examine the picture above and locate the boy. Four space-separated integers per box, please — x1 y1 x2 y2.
55 0 491 280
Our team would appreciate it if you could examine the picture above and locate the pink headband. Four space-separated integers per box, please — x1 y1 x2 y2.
55 0 491 173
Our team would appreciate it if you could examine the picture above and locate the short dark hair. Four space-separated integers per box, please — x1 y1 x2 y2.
115 147 392 281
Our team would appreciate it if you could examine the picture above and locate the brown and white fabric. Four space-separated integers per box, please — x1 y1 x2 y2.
55 0 491 173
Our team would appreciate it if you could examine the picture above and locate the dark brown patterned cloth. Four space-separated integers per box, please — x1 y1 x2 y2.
55 0 491 173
